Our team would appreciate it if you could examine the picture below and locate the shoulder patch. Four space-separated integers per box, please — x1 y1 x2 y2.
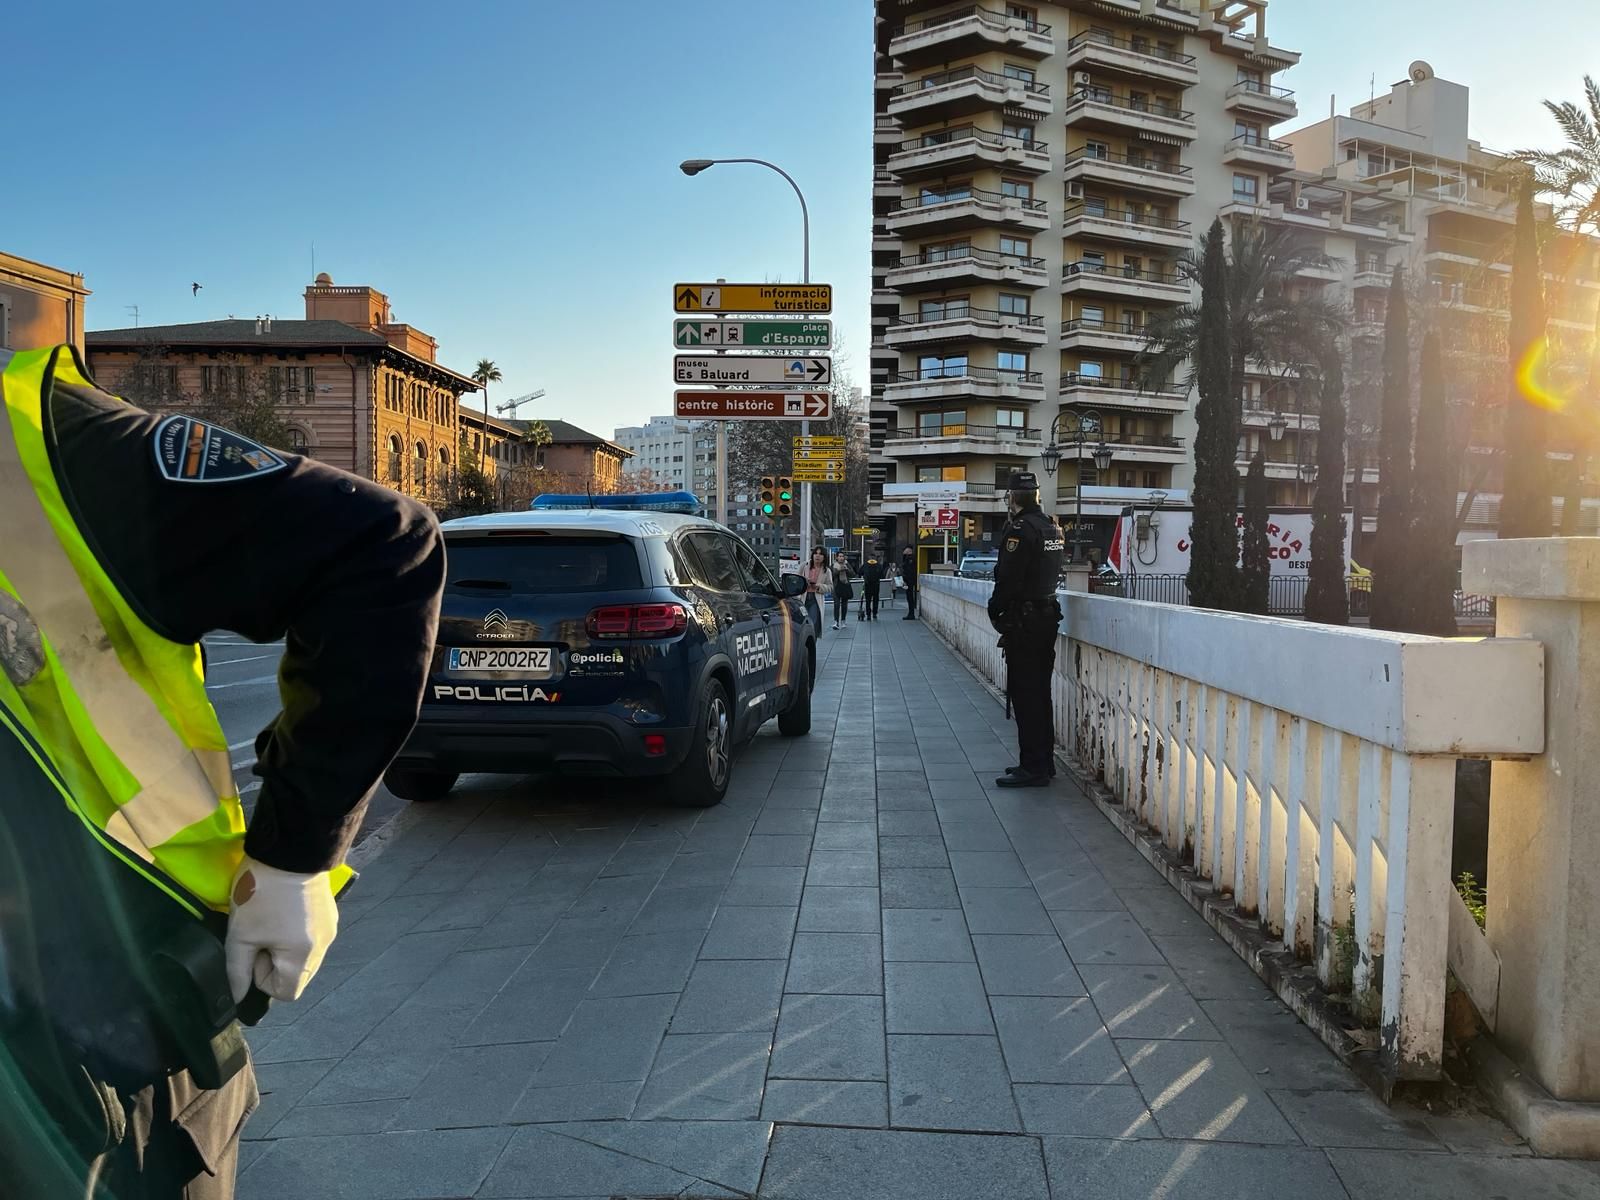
152 415 287 484
1005 536 1020 553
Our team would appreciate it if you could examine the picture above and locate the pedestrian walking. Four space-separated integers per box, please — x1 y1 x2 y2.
900 544 919 620
987 471 1065 788
860 547 885 620
830 550 854 628
0 344 445 1198
803 546 828 639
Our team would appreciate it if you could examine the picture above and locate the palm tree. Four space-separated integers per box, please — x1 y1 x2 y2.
1512 75 1600 235
471 359 503 474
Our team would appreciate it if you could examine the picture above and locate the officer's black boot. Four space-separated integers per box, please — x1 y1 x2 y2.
996 768 1050 788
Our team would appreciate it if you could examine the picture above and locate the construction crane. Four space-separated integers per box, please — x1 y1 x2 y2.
497 389 545 419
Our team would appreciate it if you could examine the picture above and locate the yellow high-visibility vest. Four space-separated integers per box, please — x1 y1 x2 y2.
0 345 349 917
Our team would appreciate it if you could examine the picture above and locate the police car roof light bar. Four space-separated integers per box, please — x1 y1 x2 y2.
530 490 702 515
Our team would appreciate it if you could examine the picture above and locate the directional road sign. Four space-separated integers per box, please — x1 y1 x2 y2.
674 355 831 386
674 320 832 349
792 457 844 471
792 470 845 483
675 391 833 421
852 527 875 535
793 435 846 448
674 283 832 314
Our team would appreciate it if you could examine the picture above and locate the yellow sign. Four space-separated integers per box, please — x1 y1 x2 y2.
675 283 832 314
793 435 846 448
852 527 874 535
792 469 845 483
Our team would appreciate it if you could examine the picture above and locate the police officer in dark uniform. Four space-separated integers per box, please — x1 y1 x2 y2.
0 346 444 1198
987 471 1065 788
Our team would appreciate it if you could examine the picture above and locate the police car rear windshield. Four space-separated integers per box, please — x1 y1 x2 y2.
444 535 642 594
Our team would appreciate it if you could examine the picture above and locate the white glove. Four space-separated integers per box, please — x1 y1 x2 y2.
224 857 339 1004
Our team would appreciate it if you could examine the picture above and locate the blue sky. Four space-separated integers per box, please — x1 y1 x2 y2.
9 1 1595 436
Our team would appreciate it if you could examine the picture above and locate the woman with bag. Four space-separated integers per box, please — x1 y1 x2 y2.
803 547 828 639
830 550 854 629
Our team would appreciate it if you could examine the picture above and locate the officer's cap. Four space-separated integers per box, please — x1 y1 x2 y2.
1006 471 1039 492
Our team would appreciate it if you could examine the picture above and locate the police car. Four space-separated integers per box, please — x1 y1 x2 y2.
386 492 815 808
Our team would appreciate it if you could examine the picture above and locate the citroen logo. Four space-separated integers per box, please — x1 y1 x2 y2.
483 609 509 632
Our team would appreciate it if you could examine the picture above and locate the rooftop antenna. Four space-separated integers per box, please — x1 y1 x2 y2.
125 304 139 327
1370 73 1375 107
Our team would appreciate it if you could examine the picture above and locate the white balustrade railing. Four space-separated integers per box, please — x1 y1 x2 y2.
918 574 1544 1084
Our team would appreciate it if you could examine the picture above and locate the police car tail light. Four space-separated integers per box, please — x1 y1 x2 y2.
585 603 688 639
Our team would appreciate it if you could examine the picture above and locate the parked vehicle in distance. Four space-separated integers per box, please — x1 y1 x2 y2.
387 492 815 808
957 552 999 580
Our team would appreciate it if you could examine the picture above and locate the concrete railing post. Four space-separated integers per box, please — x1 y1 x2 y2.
1462 537 1600 1103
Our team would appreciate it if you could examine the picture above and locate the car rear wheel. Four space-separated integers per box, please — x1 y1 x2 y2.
778 656 812 737
666 678 731 807
384 766 459 803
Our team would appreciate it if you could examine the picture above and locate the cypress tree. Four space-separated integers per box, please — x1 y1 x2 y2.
1187 220 1241 610
1410 332 1459 635
1305 343 1350 625
1240 450 1271 614
1499 174 1552 539
1369 265 1412 630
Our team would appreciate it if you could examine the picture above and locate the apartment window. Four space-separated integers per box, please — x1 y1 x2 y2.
1237 66 1263 89
1232 174 1260 205
1078 462 1101 486
996 408 1027 429
1123 255 1143 278
999 178 1033 200
924 239 971 262
1129 90 1150 113
1002 64 1035 84
1234 120 1263 145
1084 140 1110 160
1078 360 1104 379
997 350 1030 374
916 464 967 482
998 235 1032 258
1083 194 1108 218
1118 469 1138 488
918 353 968 378
919 298 970 321
386 435 402 482
1143 470 1162 488
1367 153 1386 176
998 293 1031 316
438 445 450 468
1080 305 1106 327
1003 3 1036 26
920 182 972 205
199 366 216 396
1126 310 1145 331
1002 122 1034 145
919 409 966 436
413 441 428 488
1081 250 1106 273
1130 34 1151 55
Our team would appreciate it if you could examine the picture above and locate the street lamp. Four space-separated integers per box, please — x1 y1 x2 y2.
1267 413 1289 442
680 157 815 545
1040 409 1111 563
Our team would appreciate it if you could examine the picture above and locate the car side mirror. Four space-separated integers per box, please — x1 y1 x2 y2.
782 573 807 598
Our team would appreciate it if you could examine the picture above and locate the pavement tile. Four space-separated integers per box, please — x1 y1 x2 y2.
671 959 787 1033
1033 867 1126 912
787 931 884 994
885 960 993 1035
407 886 518 933
936 819 1014 852
1118 884 1215 936
529 993 677 1086
815 820 878 850
754 808 820 836
245 1058 338 1139
888 1035 1020 1132
656 852 741 889
991 996 1128 1085
241 1128 512 1200
807 848 879 887
932 798 998 823
586 930 704 997
1419 1110 1532 1156
770 993 887 1081
1081 965 1220 1040
1269 1088 1447 1150
766 788 825 810
459 966 593 1046
634 1032 772 1120
879 835 950 869
625 882 724 934
509 1079 643 1124
298 1047 447 1107
537 1119 773 1196
1055 909 1166 965
1117 1038 1301 1143
761 1079 889 1129
972 934 1085 997
882 908 975 962
1042 1138 1350 1200
564 873 658 924
724 864 809 906
700 905 797 960
877 790 936 811
877 810 942 837
1013 1084 1158 1138
476 1125 708 1198
1325 1148 1600 1200
798 885 881 933
1199 998 1364 1091
760 1126 1048 1200
393 1042 552 1130
742 834 816 867
1152 934 1274 1001
880 867 960 909
524 921 625 971
959 886 1056 934
269 1098 406 1138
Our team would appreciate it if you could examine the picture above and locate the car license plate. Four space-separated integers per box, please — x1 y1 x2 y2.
447 646 553 677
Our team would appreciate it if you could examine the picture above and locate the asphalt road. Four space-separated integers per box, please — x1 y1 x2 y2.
204 634 407 849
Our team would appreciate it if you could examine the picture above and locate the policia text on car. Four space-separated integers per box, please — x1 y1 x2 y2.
987 471 1065 788
0 345 444 1198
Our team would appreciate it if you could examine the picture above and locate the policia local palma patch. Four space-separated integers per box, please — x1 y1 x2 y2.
153 415 287 484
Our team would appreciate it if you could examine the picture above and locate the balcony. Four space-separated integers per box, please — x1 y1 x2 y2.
1062 201 1191 250
883 423 1046 458
1064 88 1196 142
881 479 1009 512
883 306 1047 349
1103 431 1186 461
1223 133 1295 171
873 172 900 201
1061 29 1198 88
1424 234 1510 271
888 5 1053 65
1350 316 1386 340
886 246 1047 292
888 126 1050 178
1060 316 1149 354
888 65 1052 123
1061 260 1188 303
1432 282 1508 316
1059 371 1188 413
884 365 1045 405
1063 147 1195 197
1352 260 1391 289
1224 79 1298 123
873 115 902 147
884 187 1049 236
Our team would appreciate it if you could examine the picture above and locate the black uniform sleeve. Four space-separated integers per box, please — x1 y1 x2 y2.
46 375 444 874
989 520 1037 618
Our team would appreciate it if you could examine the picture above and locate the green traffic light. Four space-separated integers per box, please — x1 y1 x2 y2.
779 490 793 501
762 503 775 515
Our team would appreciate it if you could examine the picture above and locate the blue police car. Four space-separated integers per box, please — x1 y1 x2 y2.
386 492 816 808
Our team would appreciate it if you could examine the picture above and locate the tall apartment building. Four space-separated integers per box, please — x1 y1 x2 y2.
871 0 1299 556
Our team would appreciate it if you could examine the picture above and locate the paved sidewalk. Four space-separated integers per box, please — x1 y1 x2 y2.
239 617 1596 1200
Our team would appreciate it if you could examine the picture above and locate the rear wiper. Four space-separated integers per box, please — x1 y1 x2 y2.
449 578 511 590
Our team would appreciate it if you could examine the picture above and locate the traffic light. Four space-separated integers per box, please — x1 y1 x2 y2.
759 476 776 520
963 517 978 543
775 476 794 520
